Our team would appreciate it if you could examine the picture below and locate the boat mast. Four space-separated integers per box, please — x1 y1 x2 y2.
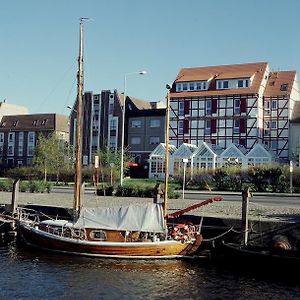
74 18 85 215
163 85 171 220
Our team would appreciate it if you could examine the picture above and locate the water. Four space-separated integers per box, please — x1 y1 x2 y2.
1 237 300 300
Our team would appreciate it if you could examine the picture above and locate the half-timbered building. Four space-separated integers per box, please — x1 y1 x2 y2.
169 62 299 163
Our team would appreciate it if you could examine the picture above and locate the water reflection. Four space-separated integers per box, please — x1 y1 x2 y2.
1 237 300 300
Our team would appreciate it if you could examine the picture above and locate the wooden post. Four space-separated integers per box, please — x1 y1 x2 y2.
241 187 252 246
163 88 171 221
11 179 20 215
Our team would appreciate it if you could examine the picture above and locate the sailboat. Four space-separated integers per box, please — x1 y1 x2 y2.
17 18 204 258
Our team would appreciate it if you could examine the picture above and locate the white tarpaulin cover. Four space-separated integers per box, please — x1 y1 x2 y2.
74 203 165 233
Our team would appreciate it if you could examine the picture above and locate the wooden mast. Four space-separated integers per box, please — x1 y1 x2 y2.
163 86 171 220
74 18 84 216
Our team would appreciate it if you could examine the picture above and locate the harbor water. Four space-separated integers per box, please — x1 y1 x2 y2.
1 237 300 300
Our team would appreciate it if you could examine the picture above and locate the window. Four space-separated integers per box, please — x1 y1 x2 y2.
110 119 117 131
178 120 184 134
280 84 288 91
189 82 194 90
8 145 14 156
272 100 277 110
12 120 18 127
196 82 202 90
27 145 34 156
265 100 270 114
271 140 277 150
234 120 240 133
131 137 141 145
205 120 211 134
234 99 240 114
109 136 116 149
206 99 211 115
176 83 182 92
0 133 4 143
8 133 15 142
217 81 222 89
150 119 160 128
271 120 277 129
178 102 184 116
223 81 229 89
109 103 114 114
89 230 107 241
28 132 35 143
182 83 188 91
41 119 47 126
131 120 142 128
237 79 249 88
32 120 38 126
150 136 160 145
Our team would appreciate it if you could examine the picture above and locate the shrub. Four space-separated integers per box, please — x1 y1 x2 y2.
0 178 13 191
20 181 30 192
29 181 47 193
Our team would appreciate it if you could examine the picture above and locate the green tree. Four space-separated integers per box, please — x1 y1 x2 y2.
95 147 131 185
33 133 73 182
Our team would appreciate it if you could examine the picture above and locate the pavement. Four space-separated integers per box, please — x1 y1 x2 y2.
1 189 300 223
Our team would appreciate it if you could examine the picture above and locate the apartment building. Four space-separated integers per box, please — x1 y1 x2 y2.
169 62 300 162
126 97 166 165
69 90 166 168
0 114 69 168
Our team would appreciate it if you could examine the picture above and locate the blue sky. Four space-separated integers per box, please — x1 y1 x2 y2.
1 0 300 115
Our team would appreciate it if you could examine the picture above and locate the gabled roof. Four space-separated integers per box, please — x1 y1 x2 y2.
173 143 198 158
193 142 217 158
220 143 247 158
171 62 268 97
118 93 152 110
0 114 69 132
149 143 177 157
264 71 296 97
246 143 274 158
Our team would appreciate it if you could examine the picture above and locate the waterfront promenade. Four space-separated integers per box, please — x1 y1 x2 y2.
1 188 300 222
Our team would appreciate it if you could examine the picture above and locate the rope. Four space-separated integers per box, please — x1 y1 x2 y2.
202 226 235 242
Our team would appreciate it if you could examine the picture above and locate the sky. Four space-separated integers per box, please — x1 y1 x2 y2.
1 0 300 116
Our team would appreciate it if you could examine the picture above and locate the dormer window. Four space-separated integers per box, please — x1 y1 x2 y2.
176 81 208 92
280 83 288 91
237 79 249 88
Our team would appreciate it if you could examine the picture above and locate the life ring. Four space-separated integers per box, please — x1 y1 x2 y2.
171 224 190 241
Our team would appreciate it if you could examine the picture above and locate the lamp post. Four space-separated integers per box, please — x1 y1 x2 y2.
120 70 147 186
182 158 188 200
290 160 293 194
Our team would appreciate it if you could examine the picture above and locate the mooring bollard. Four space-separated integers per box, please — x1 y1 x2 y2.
241 187 253 246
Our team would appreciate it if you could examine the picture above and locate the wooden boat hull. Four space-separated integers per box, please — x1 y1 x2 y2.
18 223 202 259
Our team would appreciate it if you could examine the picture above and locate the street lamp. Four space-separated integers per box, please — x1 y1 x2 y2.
120 70 147 186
